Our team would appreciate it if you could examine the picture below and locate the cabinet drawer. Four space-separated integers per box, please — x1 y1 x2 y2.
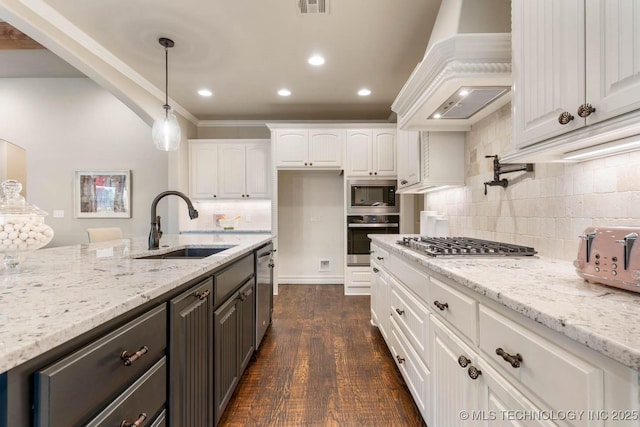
370 244 389 267
215 253 254 305
387 252 430 303
429 276 477 343
479 305 603 424
86 357 166 427
390 276 430 367
35 305 167 427
389 317 430 420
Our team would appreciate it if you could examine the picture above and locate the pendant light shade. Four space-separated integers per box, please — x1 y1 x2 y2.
151 37 181 151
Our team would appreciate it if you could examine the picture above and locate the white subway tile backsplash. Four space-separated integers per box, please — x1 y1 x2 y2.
425 103 640 261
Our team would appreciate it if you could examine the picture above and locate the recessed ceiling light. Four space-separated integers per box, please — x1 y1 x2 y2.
459 89 469 97
308 55 325 66
433 113 442 119
358 88 372 96
198 89 213 97
278 89 292 97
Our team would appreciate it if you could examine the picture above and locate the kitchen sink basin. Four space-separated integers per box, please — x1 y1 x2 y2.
135 246 233 260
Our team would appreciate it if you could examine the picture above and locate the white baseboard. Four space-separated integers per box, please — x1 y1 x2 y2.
278 275 344 285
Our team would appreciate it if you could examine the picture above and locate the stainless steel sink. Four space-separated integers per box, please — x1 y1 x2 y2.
135 246 233 260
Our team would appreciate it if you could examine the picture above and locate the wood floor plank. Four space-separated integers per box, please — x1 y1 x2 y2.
219 284 427 426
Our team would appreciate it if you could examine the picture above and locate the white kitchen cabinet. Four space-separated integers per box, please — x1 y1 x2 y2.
371 241 637 427
274 129 343 169
510 0 640 159
346 129 396 177
190 139 270 200
395 131 465 194
190 141 219 199
396 130 420 189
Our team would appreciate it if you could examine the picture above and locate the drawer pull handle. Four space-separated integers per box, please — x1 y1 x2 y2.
121 346 149 366
458 355 471 368
373 267 380 273
558 111 574 125
395 308 405 316
496 348 523 368
239 291 248 301
433 300 448 311
121 413 147 427
376 256 384 261
396 355 405 364
195 289 211 300
468 366 482 380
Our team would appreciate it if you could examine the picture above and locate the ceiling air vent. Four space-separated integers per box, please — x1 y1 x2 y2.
298 0 329 14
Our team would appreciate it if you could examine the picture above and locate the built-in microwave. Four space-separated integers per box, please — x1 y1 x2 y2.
347 179 399 214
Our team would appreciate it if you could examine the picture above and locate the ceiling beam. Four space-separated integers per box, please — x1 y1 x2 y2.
0 21 43 49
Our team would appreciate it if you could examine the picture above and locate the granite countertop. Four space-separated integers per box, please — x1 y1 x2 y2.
370 235 640 371
0 233 273 373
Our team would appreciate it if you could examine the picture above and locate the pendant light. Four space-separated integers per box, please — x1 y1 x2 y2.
151 37 181 151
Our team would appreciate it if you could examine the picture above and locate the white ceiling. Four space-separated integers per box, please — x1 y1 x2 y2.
1 0 443 122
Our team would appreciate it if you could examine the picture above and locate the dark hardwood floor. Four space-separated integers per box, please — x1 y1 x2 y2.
219 284 427 427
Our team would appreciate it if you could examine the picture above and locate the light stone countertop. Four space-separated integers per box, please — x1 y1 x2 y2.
0 233 273 373
370 234 640 371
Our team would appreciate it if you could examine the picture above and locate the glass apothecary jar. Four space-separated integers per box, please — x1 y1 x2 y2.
0 180 54 269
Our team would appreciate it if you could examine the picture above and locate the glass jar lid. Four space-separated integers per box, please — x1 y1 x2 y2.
0 180 48 216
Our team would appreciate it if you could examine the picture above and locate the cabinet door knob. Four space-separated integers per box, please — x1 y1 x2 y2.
213 194 217 198
496 347 523 368
246 194 250 198
242 194 245 198
434 300 448 311
304 162 308 166
396 355 405 364
400 179 408 185
577 103 596 117
376 256 384 261
558 111 574 125
395 308 405 316
120 346 149 366
373 267 380 273
309 162 313 166
458 355 471 368
468 366 482 380
120 413 147 427
369 172 373 175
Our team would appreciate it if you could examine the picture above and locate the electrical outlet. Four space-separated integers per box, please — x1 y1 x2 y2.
319 259 330 271
53 210 64 218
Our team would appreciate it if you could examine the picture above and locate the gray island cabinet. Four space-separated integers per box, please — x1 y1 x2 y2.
0 234 272 427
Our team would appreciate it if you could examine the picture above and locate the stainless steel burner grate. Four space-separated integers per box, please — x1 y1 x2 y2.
398 236 536 257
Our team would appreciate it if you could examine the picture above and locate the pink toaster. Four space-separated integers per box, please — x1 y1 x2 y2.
574 226 640 293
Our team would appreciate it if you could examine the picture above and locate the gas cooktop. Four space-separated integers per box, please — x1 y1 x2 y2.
398 236 537 257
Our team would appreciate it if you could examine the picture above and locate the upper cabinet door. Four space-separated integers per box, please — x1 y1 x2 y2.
346 130 373 176
586 0 640 125
308 129 343 168
245 142 270 198
275 130 308 167
396 130 420 188
512 0 586 149
373 130 396 176
190 142 219 199
218 144 247 198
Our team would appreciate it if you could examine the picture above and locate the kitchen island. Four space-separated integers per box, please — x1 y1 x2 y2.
370 234 640 427
0 232 273 427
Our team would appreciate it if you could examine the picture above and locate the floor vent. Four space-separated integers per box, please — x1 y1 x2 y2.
298 0 329 14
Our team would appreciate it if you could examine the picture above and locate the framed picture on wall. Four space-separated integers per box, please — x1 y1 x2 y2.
74 170 131 218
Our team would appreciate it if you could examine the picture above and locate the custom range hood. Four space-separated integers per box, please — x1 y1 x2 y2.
392 0 512 131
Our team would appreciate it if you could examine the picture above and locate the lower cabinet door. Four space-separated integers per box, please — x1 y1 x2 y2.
238 279 256 375
168 278 214 427
85 357 166 427
214 293 240 424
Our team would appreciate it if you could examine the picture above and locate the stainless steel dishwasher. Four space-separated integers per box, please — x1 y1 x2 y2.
255 243 274 348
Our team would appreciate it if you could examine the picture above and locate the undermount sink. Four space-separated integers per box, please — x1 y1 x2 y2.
135 246 233 260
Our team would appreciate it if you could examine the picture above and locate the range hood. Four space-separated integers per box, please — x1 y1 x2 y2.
392 0 512 131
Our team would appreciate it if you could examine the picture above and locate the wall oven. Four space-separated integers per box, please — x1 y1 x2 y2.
347 215 400 266
347 179 399 215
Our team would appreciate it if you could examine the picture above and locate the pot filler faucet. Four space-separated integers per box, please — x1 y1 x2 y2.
148 191 199 250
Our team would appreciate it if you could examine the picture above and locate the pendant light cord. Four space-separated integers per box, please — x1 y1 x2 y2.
164 45 169 117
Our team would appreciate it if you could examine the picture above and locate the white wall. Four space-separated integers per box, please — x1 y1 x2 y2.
425 104 640 261
0 78 170 246
277 170 344 283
